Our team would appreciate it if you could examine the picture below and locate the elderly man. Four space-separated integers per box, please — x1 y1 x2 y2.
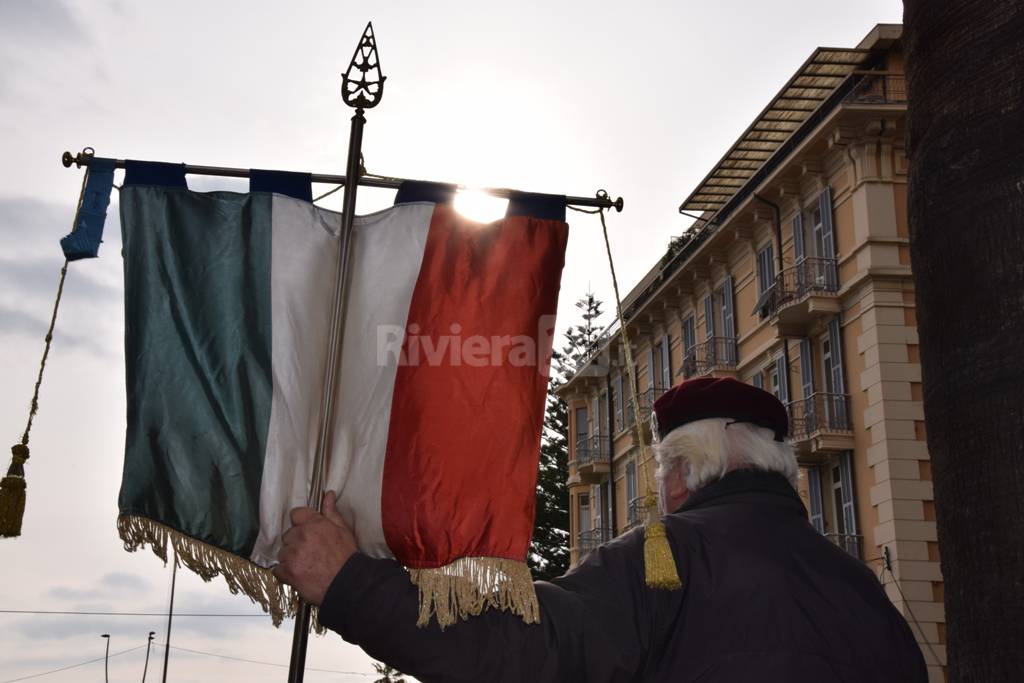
275 377 928 682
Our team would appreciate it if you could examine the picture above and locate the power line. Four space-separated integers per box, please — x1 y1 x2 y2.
0 609 265 617
155 642 375 677
1 644 146 683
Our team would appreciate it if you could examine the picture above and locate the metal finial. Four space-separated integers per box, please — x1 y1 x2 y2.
342 22 386 109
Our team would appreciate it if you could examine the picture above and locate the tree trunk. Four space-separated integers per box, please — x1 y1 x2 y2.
903 2 1024 680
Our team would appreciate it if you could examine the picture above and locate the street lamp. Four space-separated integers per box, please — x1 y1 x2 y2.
101 634 110 683
142 631 156 682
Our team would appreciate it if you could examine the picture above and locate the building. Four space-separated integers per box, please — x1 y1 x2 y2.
556 24 945 680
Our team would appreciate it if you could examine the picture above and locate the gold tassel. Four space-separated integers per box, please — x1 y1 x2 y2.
408 557 539 630
0 444 29 538
643 520 682 590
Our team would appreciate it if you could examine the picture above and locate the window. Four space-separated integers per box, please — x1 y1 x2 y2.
626 461 638 505
682 316 696 355
830 462 845 533
756 243 775 294
752 371 764 390
811 205 825 257
593 484 605 531
769 365 780 399
579 494 591 533
574 406 588 452
821 336 835 394
806 466 825 533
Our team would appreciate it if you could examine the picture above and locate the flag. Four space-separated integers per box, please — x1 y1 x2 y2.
116 163 568 627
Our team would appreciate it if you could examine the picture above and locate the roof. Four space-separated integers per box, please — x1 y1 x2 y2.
678 47 876 214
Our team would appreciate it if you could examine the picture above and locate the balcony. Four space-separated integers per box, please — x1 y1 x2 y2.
826 532 863 560
761 258 841 335
682 337 738 379
846 72 906 106
577 527 612 559
788 392 855 460
625 497 644 531
574 435 610 482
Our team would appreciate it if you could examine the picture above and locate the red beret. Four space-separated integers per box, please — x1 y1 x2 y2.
652 377 789 442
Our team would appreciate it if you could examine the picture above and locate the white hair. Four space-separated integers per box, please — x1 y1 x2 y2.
655 418 798 494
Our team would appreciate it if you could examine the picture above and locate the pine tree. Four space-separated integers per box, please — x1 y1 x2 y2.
372 662 407 683
529 292 605 581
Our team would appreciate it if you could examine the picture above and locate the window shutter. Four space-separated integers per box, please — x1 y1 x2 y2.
819 187 835 258
775 356 790 404
593 484 603 529
704 295 714 339
626 461 637 502
807 467 825 533
646 347 655 392
614 373 623 432
592 397 600 438
838 451 857 534
799 338 815 399
752 372 764 390
793 212 805 262
827 318 846 394
661 333 672 388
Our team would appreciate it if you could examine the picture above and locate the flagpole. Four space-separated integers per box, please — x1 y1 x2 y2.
286 21 385 683
60 152 624 213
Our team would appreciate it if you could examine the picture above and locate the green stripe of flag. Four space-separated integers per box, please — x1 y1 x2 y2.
118 187 273 558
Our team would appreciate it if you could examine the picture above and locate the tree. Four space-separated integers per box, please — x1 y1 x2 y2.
529 292 606 581
372 662 407 683
904 3 1024 679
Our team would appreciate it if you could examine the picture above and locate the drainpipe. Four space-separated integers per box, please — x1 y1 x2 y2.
753 193 792 396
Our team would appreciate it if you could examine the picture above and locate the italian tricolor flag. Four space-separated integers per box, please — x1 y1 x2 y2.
116 167 568 627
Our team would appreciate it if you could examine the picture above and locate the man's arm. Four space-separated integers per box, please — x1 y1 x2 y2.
275 493 655 683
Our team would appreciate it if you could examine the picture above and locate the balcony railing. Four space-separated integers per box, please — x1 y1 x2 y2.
575 435 610 468
623 385 667 430
578 527 612 557
765 257 839 317
788 392 852 439
682 337 738 379
846 72 907 105
826 532 863 560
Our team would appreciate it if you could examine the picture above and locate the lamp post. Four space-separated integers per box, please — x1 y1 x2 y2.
100 634 110 683
142 631 155 682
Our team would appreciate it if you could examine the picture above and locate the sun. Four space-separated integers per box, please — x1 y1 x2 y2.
453 189 509 224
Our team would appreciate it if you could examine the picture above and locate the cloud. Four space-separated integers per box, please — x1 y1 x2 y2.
0 0 89 46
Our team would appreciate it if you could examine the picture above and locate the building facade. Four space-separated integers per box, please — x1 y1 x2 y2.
556 25 945 681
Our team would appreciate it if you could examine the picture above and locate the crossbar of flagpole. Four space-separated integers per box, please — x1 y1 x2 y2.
60 150 625 212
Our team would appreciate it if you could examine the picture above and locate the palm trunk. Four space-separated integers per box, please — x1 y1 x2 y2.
903 2 1024 680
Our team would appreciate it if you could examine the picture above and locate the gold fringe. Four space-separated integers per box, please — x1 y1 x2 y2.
117 514 324 632
408 557 539 630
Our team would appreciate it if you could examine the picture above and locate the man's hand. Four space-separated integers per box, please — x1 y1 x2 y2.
273 491 357 606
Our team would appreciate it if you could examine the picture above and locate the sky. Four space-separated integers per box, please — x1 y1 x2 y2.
0 1 903 680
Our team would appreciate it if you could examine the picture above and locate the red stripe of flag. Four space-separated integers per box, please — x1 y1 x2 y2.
382 205 568 568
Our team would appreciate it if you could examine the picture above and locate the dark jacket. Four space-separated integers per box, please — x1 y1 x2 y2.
319 469 928 682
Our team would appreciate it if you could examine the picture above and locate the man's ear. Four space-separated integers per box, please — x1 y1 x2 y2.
666 464 689 506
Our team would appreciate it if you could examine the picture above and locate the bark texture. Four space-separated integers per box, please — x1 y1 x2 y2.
904 2 1024 680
